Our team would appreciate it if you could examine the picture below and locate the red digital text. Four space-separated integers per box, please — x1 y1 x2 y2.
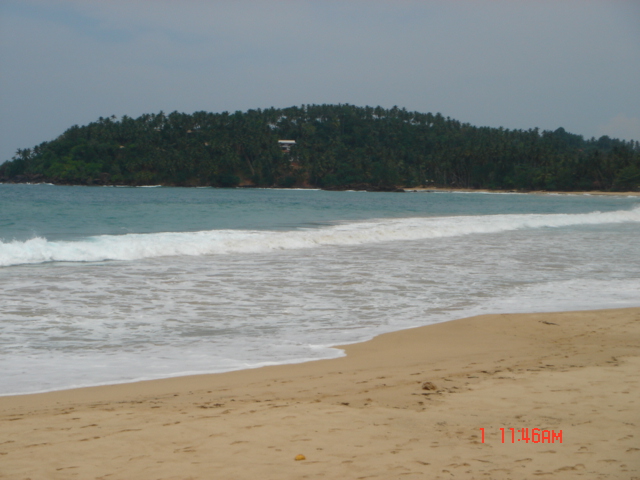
479 428 563 444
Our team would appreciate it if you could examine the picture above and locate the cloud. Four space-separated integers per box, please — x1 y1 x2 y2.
597 114 640 142
1 1 640 161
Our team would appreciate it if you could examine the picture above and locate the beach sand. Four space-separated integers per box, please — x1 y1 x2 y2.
1 308 639 479
406 187 640 196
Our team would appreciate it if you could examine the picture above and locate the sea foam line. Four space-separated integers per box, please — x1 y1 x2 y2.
1 207 639 267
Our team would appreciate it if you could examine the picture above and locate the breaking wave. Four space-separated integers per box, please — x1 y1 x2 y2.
2 206 639 267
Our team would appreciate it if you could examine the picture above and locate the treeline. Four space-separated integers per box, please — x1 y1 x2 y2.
2 104 639 191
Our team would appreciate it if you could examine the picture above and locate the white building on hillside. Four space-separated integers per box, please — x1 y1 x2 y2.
278 140 296 153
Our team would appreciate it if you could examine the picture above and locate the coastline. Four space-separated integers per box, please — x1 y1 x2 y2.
1 308 638 479
405 186 640 197
3 181 640 197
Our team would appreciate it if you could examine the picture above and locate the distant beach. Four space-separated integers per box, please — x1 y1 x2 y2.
404 186 640 197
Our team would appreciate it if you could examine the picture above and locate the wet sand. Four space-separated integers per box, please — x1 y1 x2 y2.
1 308 639 479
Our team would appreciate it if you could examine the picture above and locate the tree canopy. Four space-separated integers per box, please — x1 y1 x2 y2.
2 104 639 191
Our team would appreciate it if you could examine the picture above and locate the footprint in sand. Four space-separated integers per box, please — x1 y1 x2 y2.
555 464 585 472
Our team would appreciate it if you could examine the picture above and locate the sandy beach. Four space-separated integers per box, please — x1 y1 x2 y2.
1 308 638 479
406 187 640 197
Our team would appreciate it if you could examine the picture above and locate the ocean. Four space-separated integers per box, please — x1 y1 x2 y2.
1 184 639 396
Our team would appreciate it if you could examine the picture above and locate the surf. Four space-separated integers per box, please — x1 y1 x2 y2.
1 206 639 267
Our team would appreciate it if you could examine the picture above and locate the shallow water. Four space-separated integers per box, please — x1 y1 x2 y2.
1 185 639 395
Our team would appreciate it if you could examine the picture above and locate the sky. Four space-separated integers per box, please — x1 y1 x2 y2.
1 0 639 162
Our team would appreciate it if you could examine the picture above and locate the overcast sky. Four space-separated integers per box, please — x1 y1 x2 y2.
1 1 639 162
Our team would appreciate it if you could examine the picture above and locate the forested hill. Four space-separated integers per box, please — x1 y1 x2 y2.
2 104 639 191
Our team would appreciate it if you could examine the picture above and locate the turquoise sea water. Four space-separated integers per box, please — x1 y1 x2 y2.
2 185 637 242
1 184 639 395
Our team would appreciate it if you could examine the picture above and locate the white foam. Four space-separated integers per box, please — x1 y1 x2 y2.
2 208 639 395
1 207 639 267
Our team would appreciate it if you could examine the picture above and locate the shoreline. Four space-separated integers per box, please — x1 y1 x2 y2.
2 181 640 196
405 186 640 197
1 307 639 479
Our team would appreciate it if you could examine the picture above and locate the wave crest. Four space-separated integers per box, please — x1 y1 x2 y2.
2 207 639 267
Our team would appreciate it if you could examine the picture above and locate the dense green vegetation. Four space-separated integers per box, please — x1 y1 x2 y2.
2 104 639 191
